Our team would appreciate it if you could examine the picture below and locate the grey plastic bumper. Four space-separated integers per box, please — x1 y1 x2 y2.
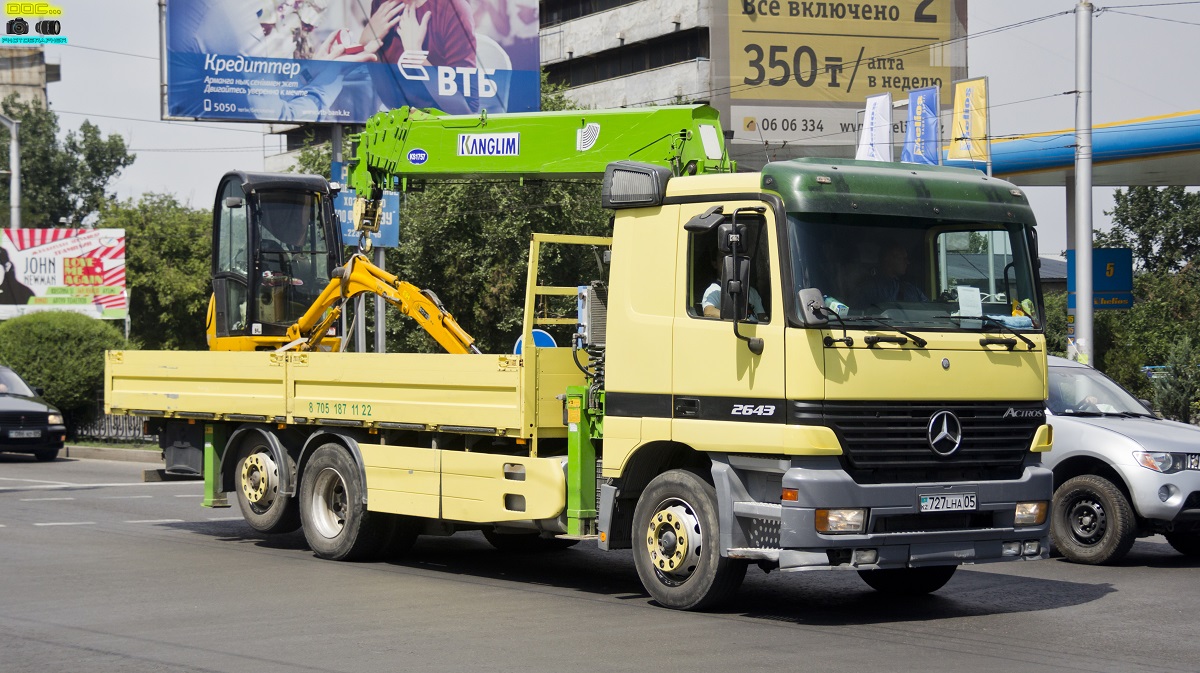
774 457 1053 571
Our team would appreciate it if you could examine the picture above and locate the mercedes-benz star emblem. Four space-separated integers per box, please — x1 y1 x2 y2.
927 410 963 456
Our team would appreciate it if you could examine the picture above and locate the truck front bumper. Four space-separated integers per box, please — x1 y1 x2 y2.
773 458 1053 571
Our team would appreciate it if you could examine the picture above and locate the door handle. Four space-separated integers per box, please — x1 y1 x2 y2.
675 397 699 418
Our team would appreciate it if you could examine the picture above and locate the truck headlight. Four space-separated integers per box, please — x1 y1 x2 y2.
1134 451 1184 474
815 508 866 533
47 413 63 425
1015 501 1047 526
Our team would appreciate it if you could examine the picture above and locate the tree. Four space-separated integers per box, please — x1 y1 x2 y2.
95 194 213 351
1152 336 1199 423
0 311 128 433
1096 186 1200 273
0 94 135 228
376 79 609 353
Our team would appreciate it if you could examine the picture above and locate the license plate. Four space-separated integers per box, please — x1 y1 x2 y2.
1189 454 1200 471
8 429 41 439
920 493 977 512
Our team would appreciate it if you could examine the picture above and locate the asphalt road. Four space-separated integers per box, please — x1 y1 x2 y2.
2 453 1197 673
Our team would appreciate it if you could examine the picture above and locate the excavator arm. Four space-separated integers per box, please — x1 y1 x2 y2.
281 253 480 354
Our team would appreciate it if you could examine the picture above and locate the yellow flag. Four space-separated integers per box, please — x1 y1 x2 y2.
948 78 989 162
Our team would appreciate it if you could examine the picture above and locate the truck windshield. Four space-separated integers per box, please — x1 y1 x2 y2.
787 212 1041 331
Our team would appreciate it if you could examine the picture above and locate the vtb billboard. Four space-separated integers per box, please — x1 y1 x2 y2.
161 0 541 123
711 0 967 148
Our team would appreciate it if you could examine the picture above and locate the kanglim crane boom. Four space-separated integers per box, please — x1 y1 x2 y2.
205 105 733 352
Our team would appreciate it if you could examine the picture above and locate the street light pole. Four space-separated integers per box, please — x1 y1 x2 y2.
1074 1 1094 363
0 113 20 230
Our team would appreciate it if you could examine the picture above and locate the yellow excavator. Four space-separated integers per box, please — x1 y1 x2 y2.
203 170 477 354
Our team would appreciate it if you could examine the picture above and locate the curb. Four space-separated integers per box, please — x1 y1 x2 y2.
63 445 162 463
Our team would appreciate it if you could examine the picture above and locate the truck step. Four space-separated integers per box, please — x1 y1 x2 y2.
726 547 781 561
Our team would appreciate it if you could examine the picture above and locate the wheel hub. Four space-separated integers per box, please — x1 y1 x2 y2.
644 502 701 580
240 452 277 507
1069 497 1107 545
309 466 349 539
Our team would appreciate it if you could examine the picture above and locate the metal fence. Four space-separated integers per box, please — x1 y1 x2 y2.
75 413 157 443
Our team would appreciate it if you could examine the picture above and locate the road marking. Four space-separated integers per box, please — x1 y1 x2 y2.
33 522 96 526
207 516 243 521
101 495 153 500
125 519 184 524
20 497 75 502
174 494 200 498
0 482 196 492
0 477 74 486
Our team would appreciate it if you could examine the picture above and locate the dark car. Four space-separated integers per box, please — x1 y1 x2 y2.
0 366 66 461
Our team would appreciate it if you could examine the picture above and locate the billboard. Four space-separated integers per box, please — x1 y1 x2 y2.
0 229 127 321
161 0 540 123
713 0 966 149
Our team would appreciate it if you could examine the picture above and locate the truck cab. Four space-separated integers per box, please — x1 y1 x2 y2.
209 171 342 351
598 159 1051 600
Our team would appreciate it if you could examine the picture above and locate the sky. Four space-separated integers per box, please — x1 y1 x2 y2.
38 0 1200 256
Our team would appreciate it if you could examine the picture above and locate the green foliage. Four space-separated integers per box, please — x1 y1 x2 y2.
1042 291 1068 356
0 94 135 227
96 194 212 350
1152 336 1199 423
289 129 351 179
1097 186 1200 273
1069 186 1200 409
348 78 611 353
0 311 128 432
385 180 608 353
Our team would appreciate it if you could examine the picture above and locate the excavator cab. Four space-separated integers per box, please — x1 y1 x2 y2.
208 171 343 351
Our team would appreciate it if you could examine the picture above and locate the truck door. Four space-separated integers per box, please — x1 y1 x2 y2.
671 203 787 452
211 177 250 338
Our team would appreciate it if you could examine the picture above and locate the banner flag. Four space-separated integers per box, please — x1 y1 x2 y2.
948 77 990 162
855 93 892 162
901 86 940 165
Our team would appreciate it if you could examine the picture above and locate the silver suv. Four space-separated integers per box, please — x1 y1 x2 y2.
1044 356 1200 564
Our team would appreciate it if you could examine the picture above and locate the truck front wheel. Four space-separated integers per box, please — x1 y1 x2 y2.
299 443 383 561
631 469 746 611
235 443 300 534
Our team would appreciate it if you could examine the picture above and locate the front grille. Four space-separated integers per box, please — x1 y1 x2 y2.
873 511 995 533
0 411 49 430
817 401 1043 484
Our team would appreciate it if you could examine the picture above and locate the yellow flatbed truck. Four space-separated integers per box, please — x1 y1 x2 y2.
106 105 1053 610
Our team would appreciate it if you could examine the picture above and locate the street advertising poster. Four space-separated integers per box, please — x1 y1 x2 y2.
947 76 989 163
855 92 892 162
716 0 965 148
162 0 540 123
901 86 940 165
0 229 127 320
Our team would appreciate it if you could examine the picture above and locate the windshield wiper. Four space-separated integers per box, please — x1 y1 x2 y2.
839 316 928 348
947 315 1036 351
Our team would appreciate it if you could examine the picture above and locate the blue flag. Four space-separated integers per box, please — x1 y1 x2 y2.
902 87 940 165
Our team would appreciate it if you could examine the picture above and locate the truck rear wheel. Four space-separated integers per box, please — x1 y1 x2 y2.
235 443 300 534
858 565 957 595
1051 474 1136 565
299 443 383 561
631 469 746 611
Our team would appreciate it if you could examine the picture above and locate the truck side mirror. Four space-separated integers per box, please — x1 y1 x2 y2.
797 288 828 326
719 253 751 321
